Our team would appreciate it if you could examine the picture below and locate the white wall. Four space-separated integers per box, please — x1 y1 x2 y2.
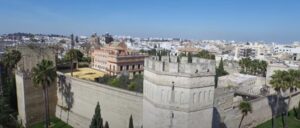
56 75 143 128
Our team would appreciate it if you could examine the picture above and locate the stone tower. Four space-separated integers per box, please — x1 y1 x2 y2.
15 44 57 127
143 56 216 128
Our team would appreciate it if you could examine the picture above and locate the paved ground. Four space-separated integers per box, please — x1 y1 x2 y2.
62 68 105 80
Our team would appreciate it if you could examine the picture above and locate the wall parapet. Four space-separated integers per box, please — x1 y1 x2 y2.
145 56 216 76
57 71 143 97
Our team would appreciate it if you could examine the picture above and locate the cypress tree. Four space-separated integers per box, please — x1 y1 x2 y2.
187 52 192 63
104 121 109 128
90 102 103 128
129 115 134 128
219 58 224 72
217 58 228 76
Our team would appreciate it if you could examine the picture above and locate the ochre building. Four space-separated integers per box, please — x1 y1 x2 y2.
91 42 147 76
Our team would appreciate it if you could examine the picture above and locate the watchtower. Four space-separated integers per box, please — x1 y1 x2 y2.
15 44 57 127
143 56 216 128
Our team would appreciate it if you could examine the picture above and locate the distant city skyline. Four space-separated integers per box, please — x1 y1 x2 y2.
0 0 300 42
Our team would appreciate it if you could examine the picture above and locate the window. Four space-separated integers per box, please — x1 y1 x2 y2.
132 65 135 70
138 64 141 69
126 65 129 70
120 66 123 71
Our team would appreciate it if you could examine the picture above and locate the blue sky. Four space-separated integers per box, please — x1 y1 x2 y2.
0 0 299 42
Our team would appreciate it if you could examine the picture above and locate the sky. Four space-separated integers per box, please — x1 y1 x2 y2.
0 0 299 42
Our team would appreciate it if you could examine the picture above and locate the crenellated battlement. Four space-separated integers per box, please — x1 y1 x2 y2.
144 56 216 76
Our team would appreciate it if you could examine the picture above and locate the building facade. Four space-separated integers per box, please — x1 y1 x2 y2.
143 56 216 128
91 42 147 76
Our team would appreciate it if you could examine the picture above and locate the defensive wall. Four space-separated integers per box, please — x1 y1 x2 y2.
56 72 143 128
15 45 57 127
219 92 300 128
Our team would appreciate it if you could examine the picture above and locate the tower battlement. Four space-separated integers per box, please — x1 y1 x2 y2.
144 56 216 76
143 55 215 128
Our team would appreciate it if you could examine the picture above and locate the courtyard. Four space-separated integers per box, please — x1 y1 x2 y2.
61 67 105 81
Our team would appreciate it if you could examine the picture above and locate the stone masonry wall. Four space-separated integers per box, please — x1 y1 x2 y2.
56 73 143 128
16 71 57 127
221 92 300 128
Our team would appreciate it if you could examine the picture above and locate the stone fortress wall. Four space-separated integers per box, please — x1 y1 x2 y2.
56 73 143 128
15 45 57 127
143 56 216 128
16 72 57 127
220 92 300 128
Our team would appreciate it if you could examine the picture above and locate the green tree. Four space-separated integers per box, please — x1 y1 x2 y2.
196 50 215 60
32 60 57 128
217 58 228 76
75 36 79 43
187 52 192 63
215 58 228 88
104 121 109 128
251 59 260 75
2 50 21 83
259 60 268 77
239 58 267 76
283 69 300 128
2 50 21 110
104 33 114 44
129 115 133 128
90 102 103 128
238 101 252 128
270 70 290 128
70 34 74 48
65 49 84 76
0 94 14 127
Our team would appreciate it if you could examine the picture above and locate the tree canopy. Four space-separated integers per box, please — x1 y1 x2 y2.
239 58 267 76
64 49 84 62
2 50 21 70
196 50 215 60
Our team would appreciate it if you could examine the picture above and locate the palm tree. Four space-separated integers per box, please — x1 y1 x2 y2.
283 69 300 128
238 58 245 73
270 70 289 128
244 58 251 74
259 60 268 77
251 59 260 75
238 101 252 128
32 60 57 128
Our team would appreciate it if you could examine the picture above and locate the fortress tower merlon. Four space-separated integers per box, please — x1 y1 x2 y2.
144 56 216 76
